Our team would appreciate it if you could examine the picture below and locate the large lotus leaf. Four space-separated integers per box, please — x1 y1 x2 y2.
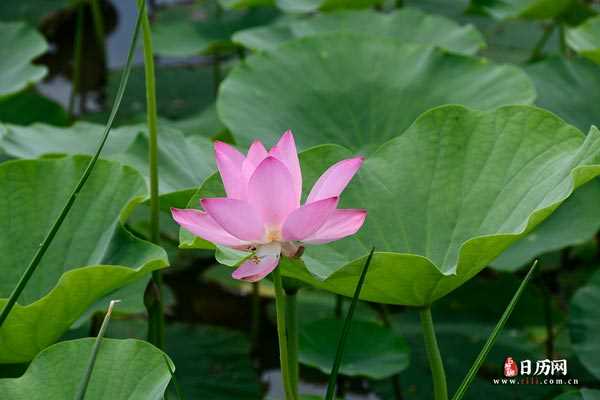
468 0 573 20
0 157 168 363
0 22 48 97
0 122 215 207
569 269 600 380
233 8 485 55
555 390 600 400
0 338 173 399
0 90 69 126
280 106 600 305
276 0 381 13
567 16 600 65
299 318 409 379
218 34 534 152
491 179 600 271
181 105 600 305
526 57 600 133
152 4 277 57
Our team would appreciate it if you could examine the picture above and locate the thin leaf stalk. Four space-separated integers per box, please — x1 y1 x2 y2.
325 247 375 400
138 0 164 349
74 299 121 400
0 0 145 330
272 268 295 400
68 1 85 117
451 260 538 400
419 306 448 400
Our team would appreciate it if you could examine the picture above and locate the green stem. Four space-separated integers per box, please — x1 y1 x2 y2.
0 0 145 330
68 2 85 117
138 0 164 349
250 281 261 350
272 268 295 400
451 260 537 400
75 300 120 400
285 287 299 398
529 23 555 61
419 306 448 400
90 0 106 60
325 248 375 400
212 54 221 98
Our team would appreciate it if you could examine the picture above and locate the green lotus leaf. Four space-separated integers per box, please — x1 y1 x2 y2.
276 0 381 13
152 4 277 57
567 16 600 64
0 338 173 399
281 106 600 305
181 105 600 305
299 318 409 379
218 34 534 152
491 180 600 270
234 8 484 54
468 0 573 20
0 21 48 97
569 269 600 380
526 57 600 132
0 90 69 126
554 389 600 400
0 122 215 207
0 156 168 363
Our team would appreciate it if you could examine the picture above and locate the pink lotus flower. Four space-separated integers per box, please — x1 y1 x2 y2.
172 130 367 282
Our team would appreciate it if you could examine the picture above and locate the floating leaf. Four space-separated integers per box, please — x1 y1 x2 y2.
468 0 573 20
0 338 173 399
276 0 381 13
152 4 277 57
234 8 485 54
218 34 534 152
0 21 48 97
299 318 409 379
526 57 600 132
0 156 168 363
567 15 600 65
491 180 600 271
569 269 600 381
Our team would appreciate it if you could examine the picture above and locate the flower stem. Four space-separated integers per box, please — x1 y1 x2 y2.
285 287 299 398
272 268 295 400
68 2 85 117
419 306 448 400
138 0 164 349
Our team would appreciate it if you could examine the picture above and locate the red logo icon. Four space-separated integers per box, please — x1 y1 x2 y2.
504 357 519 377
